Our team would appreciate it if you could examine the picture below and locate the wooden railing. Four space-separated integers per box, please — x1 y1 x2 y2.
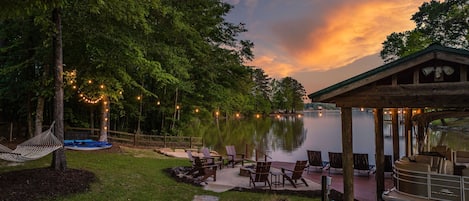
65 127 203 149
391 161 469 201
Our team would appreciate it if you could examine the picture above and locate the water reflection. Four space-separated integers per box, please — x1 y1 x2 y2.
201 110 406 165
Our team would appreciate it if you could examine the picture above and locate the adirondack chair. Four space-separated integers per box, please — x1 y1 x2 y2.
353 153 373 176
191 156 217 182
282 160 308 188
201 147 223 169
306 150 326 173
249 161 272 190
225 145 245 168
326 152 343 175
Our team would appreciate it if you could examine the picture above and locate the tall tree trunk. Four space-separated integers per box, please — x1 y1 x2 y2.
99 96 109 141
35 65 49 136
51 8 67 171
171 88 178 130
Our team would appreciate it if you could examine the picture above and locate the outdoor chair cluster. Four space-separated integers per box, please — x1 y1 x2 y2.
186 150 217 182
307 150 389 176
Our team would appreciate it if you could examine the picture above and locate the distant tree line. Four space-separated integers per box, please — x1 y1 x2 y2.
0 0 305 137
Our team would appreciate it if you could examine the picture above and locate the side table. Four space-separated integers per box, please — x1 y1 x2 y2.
270 171 282 188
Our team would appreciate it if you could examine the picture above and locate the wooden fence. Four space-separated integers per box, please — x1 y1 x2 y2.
65 127 203 149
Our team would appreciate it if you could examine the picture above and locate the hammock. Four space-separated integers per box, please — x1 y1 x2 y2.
0 122 63 162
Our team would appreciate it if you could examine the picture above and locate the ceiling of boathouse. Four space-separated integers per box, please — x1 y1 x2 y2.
308 44 469 109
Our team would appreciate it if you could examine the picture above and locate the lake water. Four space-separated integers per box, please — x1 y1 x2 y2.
202 110 407 165
266 110 406 165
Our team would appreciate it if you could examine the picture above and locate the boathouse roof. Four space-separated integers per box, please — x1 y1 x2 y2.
308 44 469 108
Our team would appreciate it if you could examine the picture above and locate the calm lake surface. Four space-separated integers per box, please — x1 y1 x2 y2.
202 110 406 165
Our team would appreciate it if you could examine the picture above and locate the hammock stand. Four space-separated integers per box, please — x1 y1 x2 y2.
0 122 63 162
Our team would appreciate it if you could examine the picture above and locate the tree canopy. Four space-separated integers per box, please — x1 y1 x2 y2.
381 0 469 63
0 0 306 138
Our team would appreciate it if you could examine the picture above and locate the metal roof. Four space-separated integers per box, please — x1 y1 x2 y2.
308 44 469 101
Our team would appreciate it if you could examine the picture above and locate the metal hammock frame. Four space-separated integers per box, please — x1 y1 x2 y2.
0 122 63 162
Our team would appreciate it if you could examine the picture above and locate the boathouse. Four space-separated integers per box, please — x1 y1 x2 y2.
308 44 469 201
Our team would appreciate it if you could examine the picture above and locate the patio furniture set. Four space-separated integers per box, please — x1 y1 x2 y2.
184 145 310 190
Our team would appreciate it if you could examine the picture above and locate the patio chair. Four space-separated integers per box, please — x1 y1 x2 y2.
249 161 272 189
225 145 245 168
384 155 393 174
282 160 309 188
353 153 373 176
191 156 217 182
201 147 223 169
306 150 326 173
327 152 343 175
373 154 394 175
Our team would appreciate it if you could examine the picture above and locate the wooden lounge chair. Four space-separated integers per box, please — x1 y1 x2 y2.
191 157 217 182
353 153 372 176
327 152 343 175
282 160 309 188
306 150 326 173
201 147 223 169
225 145 245 168
249 161 272 190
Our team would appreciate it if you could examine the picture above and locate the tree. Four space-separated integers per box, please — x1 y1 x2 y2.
272 77 306 113
251 68 272 114
0 1 67 170
381 0 469 62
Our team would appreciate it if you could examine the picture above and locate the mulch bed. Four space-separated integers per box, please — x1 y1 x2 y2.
0 143 122 201
0 167 96 201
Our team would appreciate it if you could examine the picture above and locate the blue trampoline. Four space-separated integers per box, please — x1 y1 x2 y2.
64 139 112 151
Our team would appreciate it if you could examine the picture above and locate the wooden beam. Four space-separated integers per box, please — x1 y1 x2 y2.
341 107 354 201
374 108 385 201
347 83 469 97
435 51 469 64
336 95 469 108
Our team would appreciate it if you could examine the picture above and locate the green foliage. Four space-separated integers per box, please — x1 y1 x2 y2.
0 0 308 137
381 0 469 62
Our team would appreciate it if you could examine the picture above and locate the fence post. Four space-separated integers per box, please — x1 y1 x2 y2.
189 137 192 148
164 134 166 148
133 133 137 146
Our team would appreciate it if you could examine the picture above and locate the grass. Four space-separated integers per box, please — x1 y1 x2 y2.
0 146 320 201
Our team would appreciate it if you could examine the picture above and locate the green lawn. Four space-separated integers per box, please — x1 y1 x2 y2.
0 147 320 201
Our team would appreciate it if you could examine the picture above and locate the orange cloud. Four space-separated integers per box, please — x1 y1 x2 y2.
263 0 426 75
248 55 295 78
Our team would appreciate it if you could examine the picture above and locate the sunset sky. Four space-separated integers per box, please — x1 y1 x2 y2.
223 0 427 95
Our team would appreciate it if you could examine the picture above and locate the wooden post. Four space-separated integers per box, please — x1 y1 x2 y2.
374 108 385 201
163 134 167 148
189 136 192 149
341 107 354 201
404 108 412 157
391 108 399 162
321 175 328 201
